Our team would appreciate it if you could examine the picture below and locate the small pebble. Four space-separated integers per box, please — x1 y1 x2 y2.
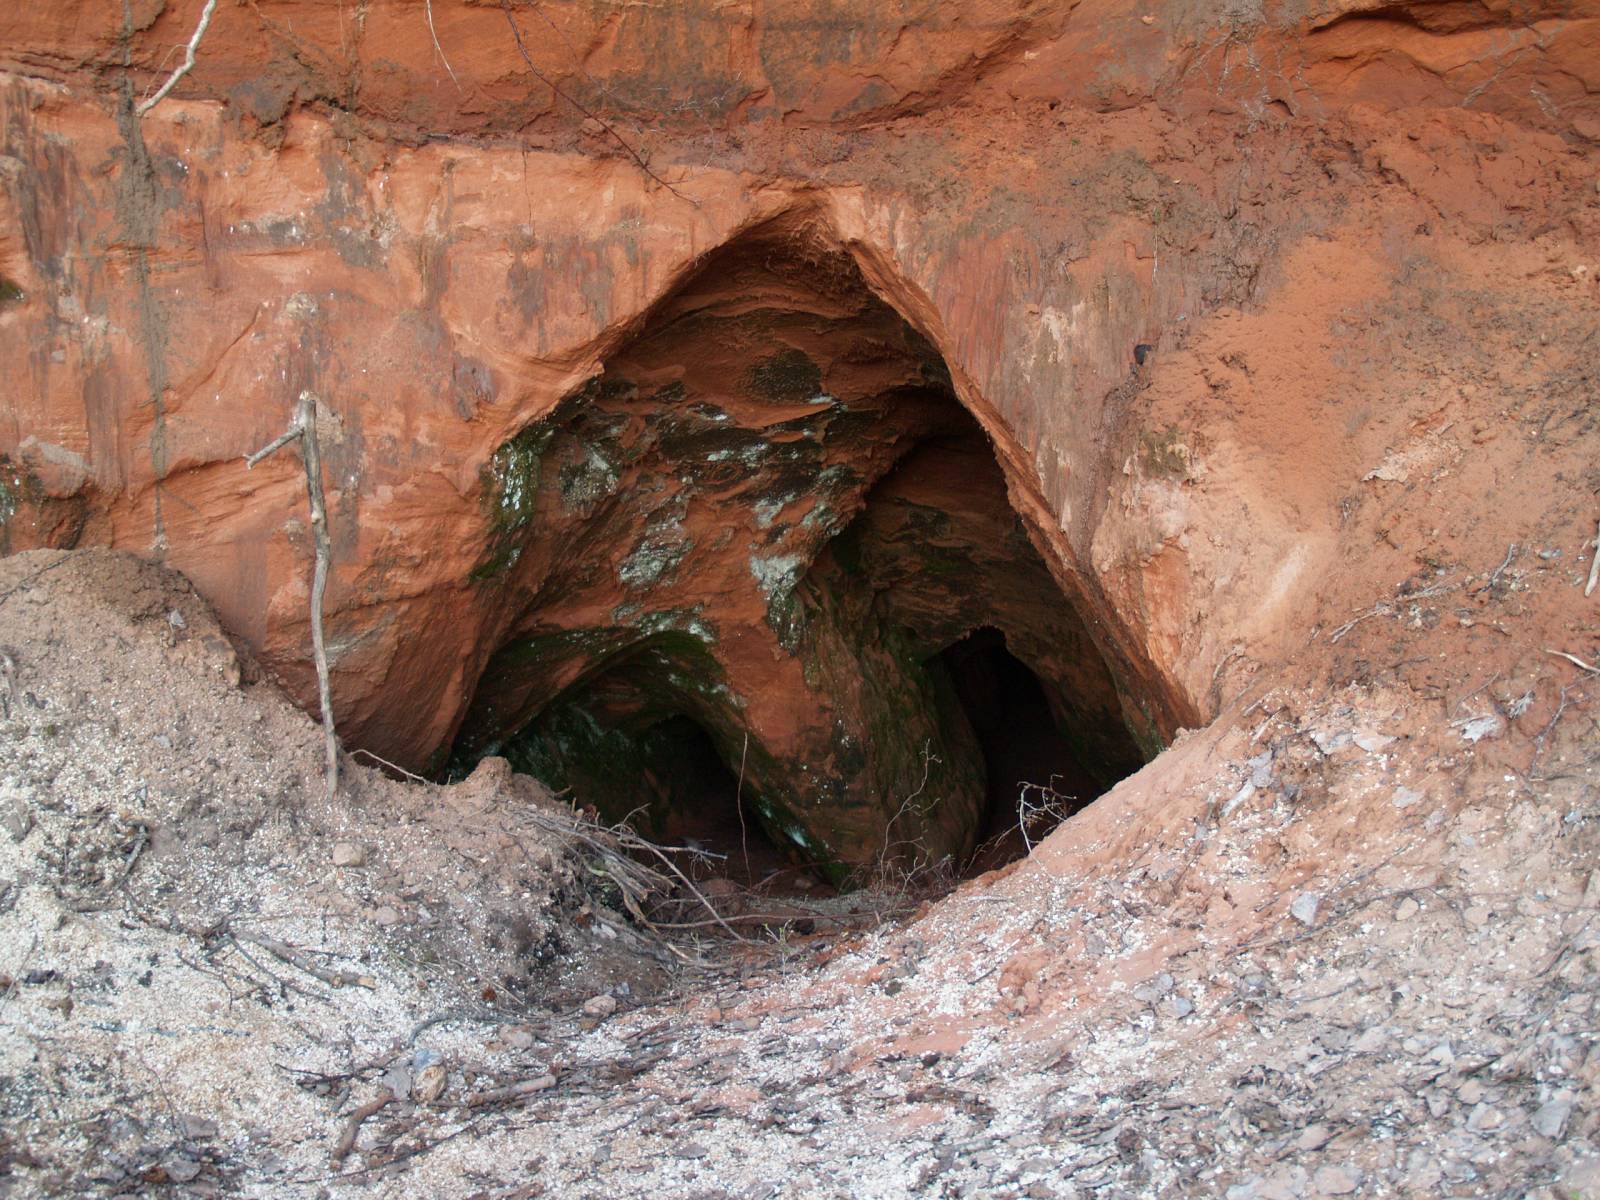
1313 1165 1357 1195
332 842 366 868
414 1063 447 1103
162 1156 201 1184
1533 1098 1573 1139
179 1115 218 1141
1296 1124 1331 1150
0 800 32 843
582 994 619 1019
1133 972 1174 1003
1161 994 1194 1019
1290 893 1320 926
1466 1102 1504 1132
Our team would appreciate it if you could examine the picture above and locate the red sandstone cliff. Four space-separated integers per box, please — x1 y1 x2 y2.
1 0 1597 865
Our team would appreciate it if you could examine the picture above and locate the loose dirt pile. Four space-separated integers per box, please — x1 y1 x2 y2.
2 535 1597 1196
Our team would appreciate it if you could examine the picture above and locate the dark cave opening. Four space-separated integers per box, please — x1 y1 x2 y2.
607 714 803 890
449 211 1169 890
935 628 1116 876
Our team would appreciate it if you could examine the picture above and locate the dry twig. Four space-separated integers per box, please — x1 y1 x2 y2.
498 0 694 204
423 0 461 90
137 0 218 116
463 1075 557 1107
1546 648 1599 674
1586 519 1600 598
234 930 376 990
735 731 750 879
247 391 339 799
1328 580 1456 643
331 1091 394 1165
351 747 430 784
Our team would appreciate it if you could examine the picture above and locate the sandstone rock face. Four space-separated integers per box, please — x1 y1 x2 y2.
448 213 1149 868
2 0 1597 868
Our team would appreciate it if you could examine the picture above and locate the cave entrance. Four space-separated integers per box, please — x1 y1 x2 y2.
633 717 803 889
449 209 1180 890
935 628 1113 876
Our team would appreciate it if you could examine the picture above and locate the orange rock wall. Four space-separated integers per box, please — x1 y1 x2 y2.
2 0 1597 816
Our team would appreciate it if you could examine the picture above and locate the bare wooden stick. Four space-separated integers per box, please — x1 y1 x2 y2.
298 391 339 800
136 0 219 116
1586 519 1599 598
424 0 462 90
735 731 750 879
244 423 301 468
246 391 339 799
351 748 430 784
463 1075 557 1107
498 0 694 205
234 930 375 989
331 1091 394 1165
1546 648 1599 674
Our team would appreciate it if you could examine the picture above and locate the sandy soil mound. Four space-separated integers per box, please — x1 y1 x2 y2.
2 539 1598 1197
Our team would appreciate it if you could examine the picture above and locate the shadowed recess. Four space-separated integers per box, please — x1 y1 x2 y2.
448 212 1158 883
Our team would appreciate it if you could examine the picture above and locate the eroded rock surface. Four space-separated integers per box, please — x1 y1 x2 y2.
1 0 1597 868
448 215 1149 869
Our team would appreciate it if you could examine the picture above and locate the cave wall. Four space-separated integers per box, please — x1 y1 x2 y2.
1 1 1598 861
443 216 1149 869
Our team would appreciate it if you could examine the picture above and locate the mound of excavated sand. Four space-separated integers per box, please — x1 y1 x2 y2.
2 546 1598 1198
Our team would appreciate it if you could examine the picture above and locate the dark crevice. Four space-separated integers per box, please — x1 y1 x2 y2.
935 628 1131 876
448 211 1165 887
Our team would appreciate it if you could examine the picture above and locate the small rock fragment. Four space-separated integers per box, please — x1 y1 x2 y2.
1296 1124 1332 1151
1258 1169 1309 1200
1466 1102 1504 1132
1392 787 1422 809
1353 731 1394 753
1532 1098 1572 1139
0 799 32 843
1394 897 1419 921
162 1156 201 1184
1456 714 1504 743
380 1063 412 1100
1290 893 1320 926
1312 1165 1357 1195
332 842 366 868
1310 729 1353 754
1247 750 1274 789
414 1063 447 1103
582 993 619 1019
178 1115 218 1141
1132 972 1174 1003
1160 994 1194 1020
1352 1026 1388 1053
372 905 401 927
